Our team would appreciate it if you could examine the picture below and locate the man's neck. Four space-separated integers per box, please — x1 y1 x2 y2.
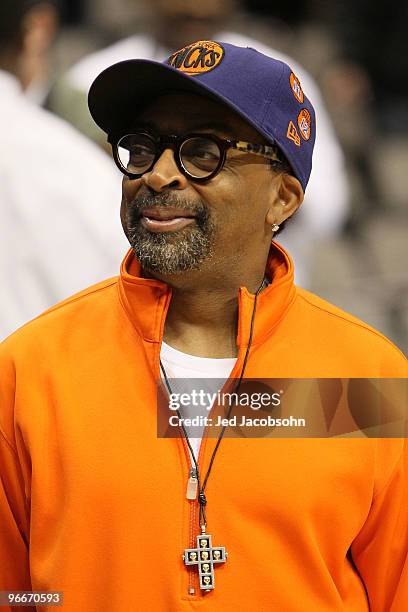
159 270 267 358
141 243 272 358
163 285 239 358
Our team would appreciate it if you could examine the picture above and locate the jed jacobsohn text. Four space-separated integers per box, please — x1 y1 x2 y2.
168 390 282 411
169 414 306 428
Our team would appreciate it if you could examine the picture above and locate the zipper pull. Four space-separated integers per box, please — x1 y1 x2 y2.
186 467 198 500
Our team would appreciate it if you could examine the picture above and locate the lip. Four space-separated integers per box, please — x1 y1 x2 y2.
140 207 196 233
141 207 196 221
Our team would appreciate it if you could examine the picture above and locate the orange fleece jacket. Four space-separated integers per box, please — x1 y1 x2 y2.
0 244 407 612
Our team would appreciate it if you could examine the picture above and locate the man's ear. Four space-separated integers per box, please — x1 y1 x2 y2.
266 173 304 227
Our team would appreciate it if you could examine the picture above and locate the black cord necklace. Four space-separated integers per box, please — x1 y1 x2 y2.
160 277 266 592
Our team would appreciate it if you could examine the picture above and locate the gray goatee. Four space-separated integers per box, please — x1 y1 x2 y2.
125 193 216 274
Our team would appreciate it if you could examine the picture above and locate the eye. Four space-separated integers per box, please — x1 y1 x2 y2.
192 148 219 161
180 137 221 176
129 144 154 159
117 133 156 173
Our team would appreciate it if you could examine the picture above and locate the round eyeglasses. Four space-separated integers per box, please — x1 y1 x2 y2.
109 131 284 182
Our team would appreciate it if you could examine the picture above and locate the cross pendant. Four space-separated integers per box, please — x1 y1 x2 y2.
183 530 227 591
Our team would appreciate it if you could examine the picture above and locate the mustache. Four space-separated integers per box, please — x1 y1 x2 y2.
127 191 208 221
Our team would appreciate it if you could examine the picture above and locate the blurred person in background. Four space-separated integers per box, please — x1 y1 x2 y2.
10 0 60 105
319 0 408 137
0 0 127 340
49 0 350 288
296 0 408 351
312 0 408 216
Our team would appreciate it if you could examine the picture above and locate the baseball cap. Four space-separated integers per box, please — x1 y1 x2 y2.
88 40 316 191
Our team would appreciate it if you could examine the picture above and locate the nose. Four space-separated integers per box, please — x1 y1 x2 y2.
141 148 189 192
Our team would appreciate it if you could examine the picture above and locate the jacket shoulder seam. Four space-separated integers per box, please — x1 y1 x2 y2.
297 293 406 360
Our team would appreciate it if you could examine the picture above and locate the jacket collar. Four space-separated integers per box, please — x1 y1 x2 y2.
118 242 296 347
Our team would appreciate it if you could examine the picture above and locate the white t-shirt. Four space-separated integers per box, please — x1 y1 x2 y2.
160 341 237 461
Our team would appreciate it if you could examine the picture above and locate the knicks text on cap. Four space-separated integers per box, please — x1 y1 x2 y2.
167 40 224 75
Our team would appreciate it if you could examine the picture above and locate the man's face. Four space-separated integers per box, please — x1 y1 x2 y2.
121 92 283 277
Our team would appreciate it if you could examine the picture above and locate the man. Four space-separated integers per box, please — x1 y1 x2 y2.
0 41 407 611
52 0 349 286
0 0 127 339
9 0 59 105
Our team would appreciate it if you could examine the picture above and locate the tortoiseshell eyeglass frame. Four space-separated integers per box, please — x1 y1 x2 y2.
108 131 284 182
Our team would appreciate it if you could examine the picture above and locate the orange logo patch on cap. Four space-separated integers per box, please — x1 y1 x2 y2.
287 121 301 147
290 72 304 103
167 40 224 75
297 109 311 140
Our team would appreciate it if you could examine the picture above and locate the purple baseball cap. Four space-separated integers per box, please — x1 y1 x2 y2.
88 40 316 191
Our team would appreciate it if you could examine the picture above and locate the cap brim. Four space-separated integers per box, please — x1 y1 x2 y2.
88 59 236 136
88 58 281 155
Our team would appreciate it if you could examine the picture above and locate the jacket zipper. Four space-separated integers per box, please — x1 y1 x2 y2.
157 286 248 596
183 440 199 595
180 439 198 595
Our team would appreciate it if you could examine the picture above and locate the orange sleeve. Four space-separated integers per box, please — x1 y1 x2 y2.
0 344 34 611
351 439 408 611
0 434 34 609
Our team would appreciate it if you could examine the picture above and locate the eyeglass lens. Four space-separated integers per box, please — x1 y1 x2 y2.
117 134 222 178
